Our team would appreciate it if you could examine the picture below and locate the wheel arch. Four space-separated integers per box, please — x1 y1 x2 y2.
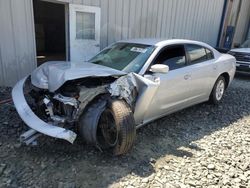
78 95 136 155
209 72 230 101
219 72 230 89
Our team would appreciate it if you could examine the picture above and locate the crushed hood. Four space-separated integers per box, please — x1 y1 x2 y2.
31 61 126 92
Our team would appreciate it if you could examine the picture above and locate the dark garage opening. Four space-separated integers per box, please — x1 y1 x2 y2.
33 0 66 66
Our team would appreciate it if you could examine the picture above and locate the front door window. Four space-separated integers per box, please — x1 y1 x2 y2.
154 45 186 71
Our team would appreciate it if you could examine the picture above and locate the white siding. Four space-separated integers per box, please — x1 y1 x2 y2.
69 0 224 48
0 0 225 86
0 0 36 86
233 0 250 45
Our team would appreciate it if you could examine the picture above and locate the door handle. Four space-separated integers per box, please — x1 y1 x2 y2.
184 74 191 80
95 44 100 47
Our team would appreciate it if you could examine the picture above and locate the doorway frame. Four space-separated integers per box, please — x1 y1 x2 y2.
32 0 70 65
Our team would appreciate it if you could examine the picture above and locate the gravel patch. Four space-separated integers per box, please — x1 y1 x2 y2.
0 74 249 188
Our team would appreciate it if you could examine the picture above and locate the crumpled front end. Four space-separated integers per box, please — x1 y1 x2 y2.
12 77 77 143
12 70 161 145
108 73 160 125
12 73 115 144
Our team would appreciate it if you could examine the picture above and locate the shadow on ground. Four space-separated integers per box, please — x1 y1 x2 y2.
0 74 249 187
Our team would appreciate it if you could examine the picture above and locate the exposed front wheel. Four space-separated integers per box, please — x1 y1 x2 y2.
78 99 136 156
209 76 226 104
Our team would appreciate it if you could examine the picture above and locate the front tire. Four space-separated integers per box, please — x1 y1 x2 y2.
209 76 226 104
106 99 136 155
78 99 136 156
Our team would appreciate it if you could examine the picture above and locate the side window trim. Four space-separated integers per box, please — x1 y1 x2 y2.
184 44 191 65
185 44 214 66
205 48 215 60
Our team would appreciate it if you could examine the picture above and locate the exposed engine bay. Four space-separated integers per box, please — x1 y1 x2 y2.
25 76 117 129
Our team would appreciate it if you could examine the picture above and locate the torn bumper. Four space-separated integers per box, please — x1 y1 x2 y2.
12 77 77 144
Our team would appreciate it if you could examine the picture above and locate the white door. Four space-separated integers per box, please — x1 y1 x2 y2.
69 4 101 62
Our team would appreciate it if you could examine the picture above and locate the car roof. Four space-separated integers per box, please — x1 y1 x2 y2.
119 38 164 46
118 38 220 59
119 38 214 49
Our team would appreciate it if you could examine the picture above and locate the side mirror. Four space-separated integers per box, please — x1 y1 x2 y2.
150 64 169 74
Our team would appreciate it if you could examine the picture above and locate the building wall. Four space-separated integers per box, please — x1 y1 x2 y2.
248 24 250 39
0 0 225 86
66 0 225 49
233 0 250 46
0 0 37 86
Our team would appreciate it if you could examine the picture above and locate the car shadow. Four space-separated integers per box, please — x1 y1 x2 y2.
235 72 250 80
2 76 250 188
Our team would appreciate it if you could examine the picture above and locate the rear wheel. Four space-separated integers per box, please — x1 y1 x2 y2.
209 76 226 104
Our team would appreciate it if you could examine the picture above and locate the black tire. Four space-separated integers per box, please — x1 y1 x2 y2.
209 76 226 104
78 99 136 155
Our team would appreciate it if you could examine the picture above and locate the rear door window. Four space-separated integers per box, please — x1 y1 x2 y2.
186 44 208 65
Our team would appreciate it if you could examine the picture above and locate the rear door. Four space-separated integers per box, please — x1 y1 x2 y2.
185 44 217 100
69 4 101 61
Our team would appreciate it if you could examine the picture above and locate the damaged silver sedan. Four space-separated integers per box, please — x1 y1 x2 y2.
12 39 236 155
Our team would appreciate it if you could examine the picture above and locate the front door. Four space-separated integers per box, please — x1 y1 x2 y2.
143 45 192 122
69 4 101 62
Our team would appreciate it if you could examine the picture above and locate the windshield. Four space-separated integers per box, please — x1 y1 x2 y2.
89 43 155 73
241 39 250 48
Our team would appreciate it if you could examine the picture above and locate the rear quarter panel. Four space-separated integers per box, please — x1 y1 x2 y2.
216 53 236 86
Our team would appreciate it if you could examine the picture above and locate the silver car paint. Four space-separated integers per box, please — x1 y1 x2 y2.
12 77 77 143
141 54 235 125
12 39 236 143
109 73 160 125
31 61 125 92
